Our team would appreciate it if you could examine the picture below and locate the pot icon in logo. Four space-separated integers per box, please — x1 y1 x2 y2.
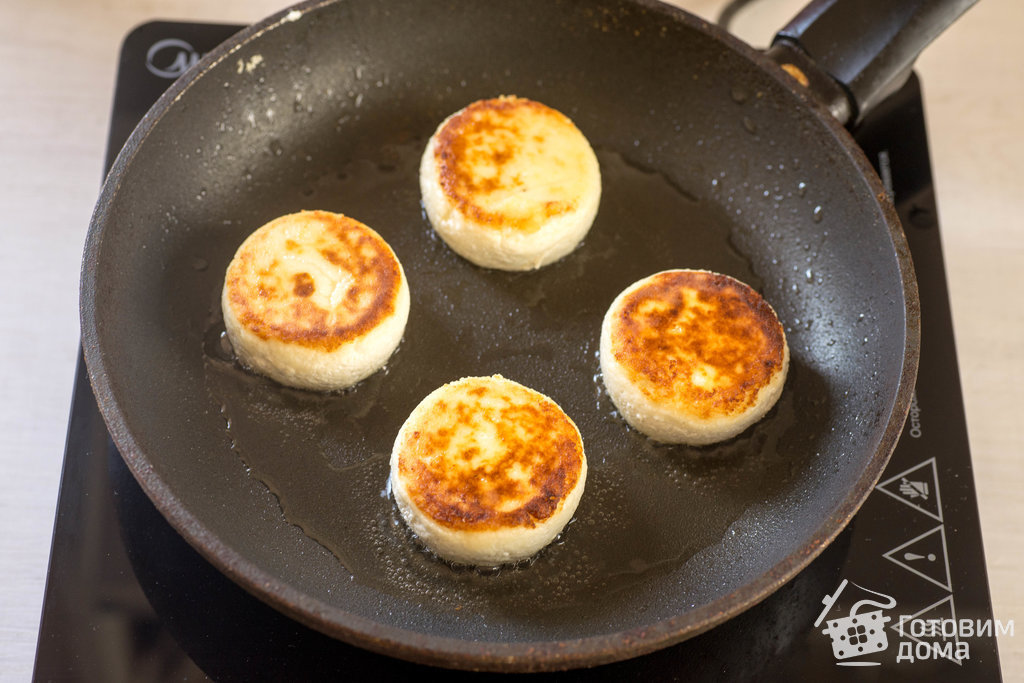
815 580 896 666
146 38 201 79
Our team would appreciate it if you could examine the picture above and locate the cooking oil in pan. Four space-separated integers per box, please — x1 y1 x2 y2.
199 139 813 624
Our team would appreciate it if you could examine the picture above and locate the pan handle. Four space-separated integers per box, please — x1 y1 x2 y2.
767 0 977 126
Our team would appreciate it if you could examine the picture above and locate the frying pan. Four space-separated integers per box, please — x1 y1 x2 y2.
81 0 968 672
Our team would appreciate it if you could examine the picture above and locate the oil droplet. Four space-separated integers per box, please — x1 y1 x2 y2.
269 139 284 156
797 181 807 197
812 205 823 222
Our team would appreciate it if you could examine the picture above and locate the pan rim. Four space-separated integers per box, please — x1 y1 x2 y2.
80 0 921 672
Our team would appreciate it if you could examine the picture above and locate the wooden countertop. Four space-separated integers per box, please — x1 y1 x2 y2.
1 0 1020 678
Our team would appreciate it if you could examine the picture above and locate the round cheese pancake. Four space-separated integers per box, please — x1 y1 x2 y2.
390 375 587 566
419 95 601 271
600 269 788 445
221 210 410 391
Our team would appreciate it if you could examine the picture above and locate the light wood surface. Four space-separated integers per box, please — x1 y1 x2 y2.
1 0 1020 680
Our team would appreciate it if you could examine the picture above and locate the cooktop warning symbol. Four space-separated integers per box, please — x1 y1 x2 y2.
890 595 963 666
875 458 943 522
883 525 952 592
899 479 929 500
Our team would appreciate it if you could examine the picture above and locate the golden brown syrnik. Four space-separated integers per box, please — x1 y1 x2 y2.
390 375 587 566
600 269 789 445
420 95 601 270
221 210 410 391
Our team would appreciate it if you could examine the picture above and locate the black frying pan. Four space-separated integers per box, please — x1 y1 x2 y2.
81 0 969 672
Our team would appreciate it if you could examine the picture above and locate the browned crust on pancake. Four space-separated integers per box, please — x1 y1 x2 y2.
609 270 786 419
396 379 584 531
433 96 580 234
224 211 401 351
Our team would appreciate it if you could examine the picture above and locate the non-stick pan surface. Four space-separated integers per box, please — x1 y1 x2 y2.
81 0 918 671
